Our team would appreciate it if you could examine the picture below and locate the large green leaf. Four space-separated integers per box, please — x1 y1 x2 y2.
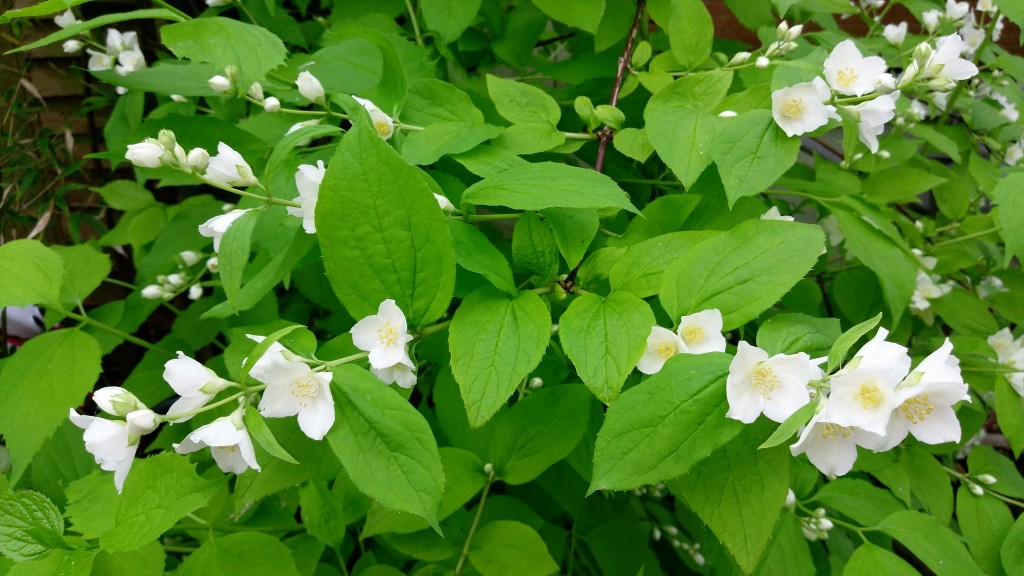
957 487 1013 576
756 313 841 357
608 231 717 298
660 219 824 330
644 71 732 187
488 385 591 484
176 533 301 576
422 0 482 43
0 239 64 310
468 520 559 576
0 491 65 561
462 162 639 214
217 209 259 313
991 173 1024 267
670 424 789 574
0 330 101 484
50 245 111 310
843 543 920 576
486 75 561 126
530 0 604 32
160 17 287 92
449 287 551 428
449 220 517 295
712 110 801 206
318 117 455 327
668 0 713 69
559 293 655 404
325 365 445 530
591 353 744 491
401 123 503 166
878 511 985 576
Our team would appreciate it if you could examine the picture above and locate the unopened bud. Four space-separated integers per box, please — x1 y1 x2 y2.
529 377 543 388
187 147 210 171
968 481 985 496
126 408 159 435
179 250 202 266
206 257 219 273
247 82 264 102
728 51 751 66
550 324 560 335
664 525 679 537
977 474 997 485
483 462 494 475
62 39 83 54
141 284 165 300
157 129 177 151
652 526 662 541
165 273 187 288
755 56 770 69
93 387 144 416
208 75 232 93
263 96 281 113
785 489 796 510
170 94 188 103
188 284 204 301
878 149 891 159
776 21 790 40
784 24 803 41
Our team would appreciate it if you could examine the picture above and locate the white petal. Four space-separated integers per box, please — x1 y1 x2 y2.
297 381 335 440
907 405 961 445
165 394 213 423
190 418 245 447
258 381 303 418
164 352 218 396
113 444 138 493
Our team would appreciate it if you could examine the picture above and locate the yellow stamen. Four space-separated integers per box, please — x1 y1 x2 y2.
899 394 934 424
751 365 781 398
782 98 805 118
681 326 705 345
656 342 677 360
854 382 882 409
835 67 857 87
820 423 853 440
377 322 399 346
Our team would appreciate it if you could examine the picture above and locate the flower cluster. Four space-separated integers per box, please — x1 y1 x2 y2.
638 309 727 374
69 387 158 492
909 248 954 321
58 8 149 86
140 250 209 301
726 328 968 477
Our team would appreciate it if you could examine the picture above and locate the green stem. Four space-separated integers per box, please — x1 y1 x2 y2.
455 471 495 575
158 385 265 423
460 213 523 223
63 311 174 357
102 277 139 290
928 227 1001 251
418 320 452 339
564 132 598 141
403 0 425 47
616 178 684 187
315 352 370 372
943 466 1024 508
196 175 301 208
151 0 190 21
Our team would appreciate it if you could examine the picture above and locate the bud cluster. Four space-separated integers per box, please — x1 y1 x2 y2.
141 250 209 301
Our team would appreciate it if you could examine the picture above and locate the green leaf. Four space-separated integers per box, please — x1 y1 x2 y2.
826 313 882 374
756 313 841 357
330 26 407 114
511 213 560 281
303 39 383 98
612 128 654 163
670 424 789 574
92 180 155 212
957 486 1013 576
908 124 962 163
160 17 287 94
991 173 1024 267
1 0 88 23
668 0 713 69
0 239 64 310
832 209 916 324
713 111 801 206
0 330 101 484
449 287 551 428
843 543 919 576
530 0 604 32
486 75 561 126
404 79 485 126
234 419 339 510
967 445 1024 499
812 478 906 526
449 220 517 295
298 479 347 546
243 405 299 465
176 533 301 576
541 208 599 268
559 293 655 403
608 230 717 297
401 123 503 166
421 0 482 43
462 162 639 214
491 123 565 155
100 204 167 250
644 72 733 187
901 447 952 526
325 365 445 531
878 511 985 576
660 219 824 330
218 209 259 313
318 115 455 327
1003 514 1024 576
7 9 184 53
51 244 111 309
591 353 744 491
239 324 305 384
758 398 817 450
758 512 815 576
488 385 591 484
64 472 120 540
91 542 165 576
468 520 559 576
863 168 949 203
0 491 65 561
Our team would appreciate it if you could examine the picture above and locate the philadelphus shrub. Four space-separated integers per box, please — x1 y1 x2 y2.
3 0 1024 574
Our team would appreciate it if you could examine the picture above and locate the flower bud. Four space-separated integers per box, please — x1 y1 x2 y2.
93 387 144 416
968 482 985 496
483 462 494 475
208 74 232 93
817 518 834 531
813 507 826 518
126 139 165 169
207 257 219 273
263 96 281 113
63 39 83 54
187 147 210 171
776 21 789 40
170 94 188 103
126 408 159 435
296 71 325 103
781 41 799 53
141 284 165 299
179 251 201 266
785 489 796 510
551 324 560 335
247 82 264 102
878 149 891 159
165 273 187 288
434 193 455 212
728 51 751 66
912 42 934 69
875 73 896 94
755 56 770 69
927 77 957 92
784 24 803 41
977 474 997 485
664 525 679 537
157 129 177 151
529 377 543 388
718 110 737 117
188 284 204 301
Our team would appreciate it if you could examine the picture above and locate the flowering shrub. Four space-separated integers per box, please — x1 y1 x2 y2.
2 0 1024 574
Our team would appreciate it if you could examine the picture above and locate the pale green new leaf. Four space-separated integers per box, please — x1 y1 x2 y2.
541 208 599 268
449 287 551 428
468 520 559 576
559 293 655 404
990 173 1024 267
462 162 639 214
50 244 111 309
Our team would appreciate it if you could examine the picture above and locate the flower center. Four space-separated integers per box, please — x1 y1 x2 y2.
290 375 320 408
854 381 882 409
681 326 705 345
377 322 399 346
374 119 392 137
782 98 805 118
820 423 853 440
899 394 934 424
656 342 677 360
217 445 238 454
836 67 858 88
751 365 781 398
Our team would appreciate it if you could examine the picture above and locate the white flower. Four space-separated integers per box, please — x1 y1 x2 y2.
978 0 996 12
247 335 336 440
87 49 113 72
114 47 146 76
208 75 232 93
791 404 883 476
198 208 252 252
945 0 970 20
353 96 395 140
988 328 1023 363
1006 142 1024 166
910 270 953 313
434 193 456 212
844 328 912 385
125 408 159 435
761 206 794 222
163 352 231 422
771 77 839 137
961 19 986 56
296 71 325 103
63 39 83 54
821 367 898 436
126 139 165 168
637 326 688 375
909 99 929 121
823 40 888 97
2 305 44 340
351 299 414 370
1007 349 1024 396
174 407 260 474
873 339 969 451
978 276 1007 299
92 386 145 416
677 309 726 354
847 91 900 153
69 409 138 492
186 147 209 171
54 9 81 28
922 9 942 33
188 284 203 301
875 73 897 94
372 355 418 389
286 161 326 234
883 22 907 45
726 342 812 424
263 97 281 113
105 29 137 53
927 34 979 83
994 93 1019 123
203 142 259 187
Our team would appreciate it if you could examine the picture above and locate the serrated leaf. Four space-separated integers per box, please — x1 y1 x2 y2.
0 491 65 561
713 111 801 206
462 162 639 214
